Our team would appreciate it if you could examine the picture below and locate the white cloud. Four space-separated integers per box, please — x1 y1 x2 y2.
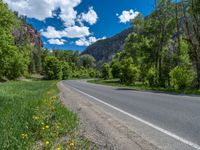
41 26 63 39
75 36 106 46
48 38 66 45
118 9 139 23
41 26 90 39
3 0 81 27
65 26 91 38
78 7 98 25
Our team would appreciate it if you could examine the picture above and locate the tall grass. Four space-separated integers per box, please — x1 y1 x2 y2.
0 81 79 149
88 79 200 95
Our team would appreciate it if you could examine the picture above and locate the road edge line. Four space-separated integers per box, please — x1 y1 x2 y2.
69 85 200 150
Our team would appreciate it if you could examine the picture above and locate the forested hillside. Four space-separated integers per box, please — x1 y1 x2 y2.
0 1 43 80
100 0 200 90
0 1 97 81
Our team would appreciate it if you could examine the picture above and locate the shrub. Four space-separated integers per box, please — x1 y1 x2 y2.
44 56 63 80
119 57 139 84
169 66 194 89
62 62 72 80
101 63 111 80
79 54 96 68
146 67 157 87
110 60 121 78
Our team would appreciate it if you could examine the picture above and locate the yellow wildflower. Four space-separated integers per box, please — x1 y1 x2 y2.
45 125 49 129
68 141 75 148
45 140 49 145
21 133 28 139
56 147 61 150
33 116 40 120
51 96 57 100
42 127 45 130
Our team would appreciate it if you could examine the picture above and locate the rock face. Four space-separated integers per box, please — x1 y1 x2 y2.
13 24 43 48
22 24 43 47
82 27 133 64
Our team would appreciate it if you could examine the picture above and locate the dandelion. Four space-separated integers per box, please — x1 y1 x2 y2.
33 116 40 120
56 147 61 150
51 96 57 100
45 125 49 129
21 133 28 139
45 140 49 145
68 141 75 148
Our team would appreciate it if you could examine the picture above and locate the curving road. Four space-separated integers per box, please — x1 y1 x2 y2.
63 80 200 150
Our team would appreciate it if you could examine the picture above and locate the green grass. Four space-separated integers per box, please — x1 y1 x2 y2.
88 79 200 95
0 81 93 150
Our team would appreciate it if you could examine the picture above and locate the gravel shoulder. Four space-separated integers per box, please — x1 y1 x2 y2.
58 81 159 150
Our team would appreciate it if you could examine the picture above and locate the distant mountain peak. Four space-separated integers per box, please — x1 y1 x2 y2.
82 27 133 64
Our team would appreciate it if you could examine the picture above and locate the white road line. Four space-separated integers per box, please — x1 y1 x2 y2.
70 85 200 150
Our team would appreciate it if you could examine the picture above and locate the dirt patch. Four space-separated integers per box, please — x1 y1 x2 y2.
58 81 160 150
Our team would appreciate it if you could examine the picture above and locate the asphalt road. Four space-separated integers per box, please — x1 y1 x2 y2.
63 80 200 149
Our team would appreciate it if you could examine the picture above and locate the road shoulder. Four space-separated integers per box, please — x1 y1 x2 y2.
58 81 159 150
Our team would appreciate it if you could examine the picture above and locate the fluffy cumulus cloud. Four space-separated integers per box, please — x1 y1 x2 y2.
118 9 139 23
3 0 102 46
78 7 98 25
3 0 81 27
48 38 66 45
41 26 90 39
75 36 106 46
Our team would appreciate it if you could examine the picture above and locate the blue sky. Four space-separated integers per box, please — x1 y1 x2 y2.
4 0 154 51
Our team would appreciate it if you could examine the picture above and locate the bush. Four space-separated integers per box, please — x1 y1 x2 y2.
44 56 63 80
146 67 157 87
169 66 194 89
110 60 121 78
101 63 111 80
79 54 96 68
119 57 139 84
62 62 72 80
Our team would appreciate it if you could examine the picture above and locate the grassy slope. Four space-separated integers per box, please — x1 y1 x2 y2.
0 81 90 150
88 79 200 95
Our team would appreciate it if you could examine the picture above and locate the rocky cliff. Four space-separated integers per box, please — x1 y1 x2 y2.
82 27 133 64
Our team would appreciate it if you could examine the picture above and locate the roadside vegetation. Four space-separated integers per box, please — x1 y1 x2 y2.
0 81 95 149
98 0 200 93
0 1 98 81
89 79 200 95
0 2 99 149
1 0 200 148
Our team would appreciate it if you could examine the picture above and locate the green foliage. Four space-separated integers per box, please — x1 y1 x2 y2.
5 51 30 80
44 56 63 80
106 1 198 90
0 81 79 149
145 67 157 87
0 1 33 80
62 62 72 80
169 66 194 89
101 63 111 80
110 60 121 78
119 57 139 84
80 54 96 68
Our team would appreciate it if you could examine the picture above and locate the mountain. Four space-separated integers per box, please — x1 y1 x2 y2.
82 27 134 64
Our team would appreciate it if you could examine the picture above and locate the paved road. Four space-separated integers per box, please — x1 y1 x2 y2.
63 80 200 149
